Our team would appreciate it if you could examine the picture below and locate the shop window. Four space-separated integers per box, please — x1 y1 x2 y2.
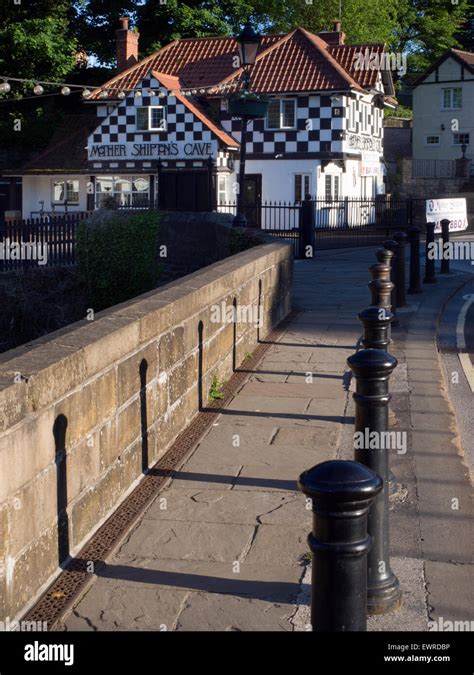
95 175 150 207
136 106 166 131
52 179 80 204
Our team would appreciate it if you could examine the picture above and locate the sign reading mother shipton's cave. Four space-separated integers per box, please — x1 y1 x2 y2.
88 141 218 160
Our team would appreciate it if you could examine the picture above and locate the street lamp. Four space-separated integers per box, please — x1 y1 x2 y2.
461 143 467 159
233 20 261 228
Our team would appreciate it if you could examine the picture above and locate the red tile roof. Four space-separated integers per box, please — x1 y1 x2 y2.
91 27 394 98
16 115 98 173
451 48 474 68
218 28 365 94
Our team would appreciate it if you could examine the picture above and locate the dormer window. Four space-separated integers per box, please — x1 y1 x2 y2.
266 99 296 130
136 106 166 131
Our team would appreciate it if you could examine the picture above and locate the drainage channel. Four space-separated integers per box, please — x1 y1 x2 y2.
21 314 294 630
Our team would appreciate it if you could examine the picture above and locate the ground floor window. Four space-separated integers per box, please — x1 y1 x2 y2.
95 175 150 207
294 174 311 203
324 174 340 200
217 175 227 205
52 179 80 205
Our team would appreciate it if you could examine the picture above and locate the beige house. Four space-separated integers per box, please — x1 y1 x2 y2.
412 49 474 178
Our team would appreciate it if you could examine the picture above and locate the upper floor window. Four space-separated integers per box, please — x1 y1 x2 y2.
453 133 470 145
136 106 166 131
425 135 440 145
52 179 79 204
266 99 296 130
442 88 462 110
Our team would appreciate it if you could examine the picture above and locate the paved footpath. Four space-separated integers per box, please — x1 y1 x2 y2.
61 248 473 632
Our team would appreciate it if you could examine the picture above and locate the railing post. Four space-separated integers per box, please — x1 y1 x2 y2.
299 193 314 260
298 459 383 631
393 231 407 307
440 218 450 274
423 222 437 284
407 225 423 294
347 348 402 614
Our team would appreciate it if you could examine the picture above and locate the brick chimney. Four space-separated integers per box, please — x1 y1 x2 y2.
116 16 139 72
318 20 346 46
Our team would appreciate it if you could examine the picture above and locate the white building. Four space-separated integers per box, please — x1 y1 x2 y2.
13 18 397 223
412 48 474 177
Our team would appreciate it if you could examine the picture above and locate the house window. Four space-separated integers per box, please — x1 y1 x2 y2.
294 174 311 203
348 99 357 132
52 179 80 204
442 88 462 110
426 135 440 145
325 175 340 200
95 175 150 207
136 106 166 131
217 175 227 205
453 133 470 145
266 99 296 129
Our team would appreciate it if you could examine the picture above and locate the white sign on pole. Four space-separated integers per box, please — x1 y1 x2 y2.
425 198 468 233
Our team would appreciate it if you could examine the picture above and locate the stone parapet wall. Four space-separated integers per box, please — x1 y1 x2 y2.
0 240 292 621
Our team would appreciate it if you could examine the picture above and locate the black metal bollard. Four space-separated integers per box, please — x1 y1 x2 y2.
347 348 402 614
359 306 393 351
407 226 423 294
440 218 450 274
298 459 383 631
423 222 437 284
393 232 407 307
383 241 399 325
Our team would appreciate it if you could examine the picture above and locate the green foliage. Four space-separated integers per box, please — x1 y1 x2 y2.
209 374 225 401
228 229 262 256
76 210 161 311
384 105 412 119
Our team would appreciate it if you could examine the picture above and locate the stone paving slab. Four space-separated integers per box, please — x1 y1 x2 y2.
62 249 472 633
140 488 309 526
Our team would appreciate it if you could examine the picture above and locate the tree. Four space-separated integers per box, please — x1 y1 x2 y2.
0 1 79 151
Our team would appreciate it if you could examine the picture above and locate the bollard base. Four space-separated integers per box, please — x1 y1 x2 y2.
367 576 402 615
407 287 423 294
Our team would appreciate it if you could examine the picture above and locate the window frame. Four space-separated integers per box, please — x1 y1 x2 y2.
294 173 312 204
51 179 80 205
95 175 151 208
425 135 441 146
136 106 167 132
452 133 470 146
217 175 227 206
442 87 462 110
265 98 297 130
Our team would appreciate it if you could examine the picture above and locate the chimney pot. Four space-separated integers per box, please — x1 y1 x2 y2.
119 16 129 30
333 20 341 32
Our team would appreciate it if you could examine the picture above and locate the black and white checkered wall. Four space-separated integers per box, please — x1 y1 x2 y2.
220 93 383 156
220 95 345 155
89 74 215 146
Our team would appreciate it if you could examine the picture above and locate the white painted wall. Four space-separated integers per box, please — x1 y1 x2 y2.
22 175 89 219
413 56 473 162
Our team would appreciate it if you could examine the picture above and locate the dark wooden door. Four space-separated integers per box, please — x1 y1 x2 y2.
243 174 262 227
159 170 210 211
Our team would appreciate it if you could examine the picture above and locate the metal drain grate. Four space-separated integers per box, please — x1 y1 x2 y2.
21 314 294 629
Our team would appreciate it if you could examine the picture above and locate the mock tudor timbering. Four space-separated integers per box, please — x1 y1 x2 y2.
13 21 396 219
